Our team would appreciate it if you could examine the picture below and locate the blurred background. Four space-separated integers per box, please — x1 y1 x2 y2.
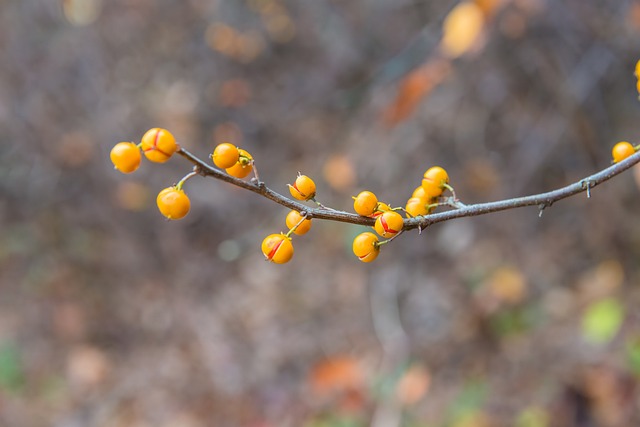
2 0 640 426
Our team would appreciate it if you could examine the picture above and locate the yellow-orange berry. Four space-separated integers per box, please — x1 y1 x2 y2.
353 191 379 216
637 78 640 96
412 186 428 201
140 128 178 163
156 186 190 220
212 143 240 169
405 197 428 217
226 149 253 178
262 234 294 264
352 232 380 263
285 210 312 235
635 59 640 78
110 141 141 174
289 174 316 200
612 141 635 163
371 202 391 218
421 166 449 198
374 211 404 238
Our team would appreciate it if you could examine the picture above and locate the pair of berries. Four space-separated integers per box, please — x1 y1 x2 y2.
261 209 313 264
351 191 404 263
351 210 403 263
612 141 637 163
212 143 254 178
110 128 178 174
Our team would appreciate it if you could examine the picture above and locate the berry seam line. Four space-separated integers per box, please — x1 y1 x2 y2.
177 147 640 232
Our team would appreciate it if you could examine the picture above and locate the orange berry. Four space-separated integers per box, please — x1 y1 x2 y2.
262 234 294 264
212 143 240 169
225 149 253 178
637 78 640 96
412 186 428 201
353 191 379 216
612 141 635 163
421 166 449 198
110 141 141 174
285 210 312 235
140 128 178 163
289 174 316 200
405 197 428 217
156 186 190 220
635 59 640 78
374 211 404 238
352 232 380 262
370 202 391 218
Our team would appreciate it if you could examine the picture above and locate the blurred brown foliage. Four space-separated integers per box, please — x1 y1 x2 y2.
2 1 640 426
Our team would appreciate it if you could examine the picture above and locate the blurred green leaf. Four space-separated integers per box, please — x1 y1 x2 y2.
0 342 25 392
447 380 487 421
516 406 549 427
581 297 624 344
625 338 640 376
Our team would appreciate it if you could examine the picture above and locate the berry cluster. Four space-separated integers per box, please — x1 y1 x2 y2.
110 119 638 266
351 166 452 263
261 174 316 264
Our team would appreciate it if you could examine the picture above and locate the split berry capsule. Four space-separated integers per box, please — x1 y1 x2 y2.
353 191 379 216
370 202 391 218
110 141 141 174
352 232 380 263
212 143 240 169
612 141 635 163
262 234 294 264
421 166 449 198
285 210 312 235
140 128 178 163
226 149 253 178
156 186 191 220
289 174 316 201
374 211 404 238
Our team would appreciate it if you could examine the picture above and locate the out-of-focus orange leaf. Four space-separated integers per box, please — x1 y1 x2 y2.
452 411 492 427
395 364 431 405
309 355 364 395
62 0 102 27
57 131 94 168
627 3 640 32
487 266 527 305
66 345 111 391
440 2 485 58
473 0 505 18
115 181 150 212
214 122 243 146
500 9 527 39
323 154 356 192
383 59 451 127
219 79 252 107
577 260 624 302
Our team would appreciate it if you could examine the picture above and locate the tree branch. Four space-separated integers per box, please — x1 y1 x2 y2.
177 147 640 232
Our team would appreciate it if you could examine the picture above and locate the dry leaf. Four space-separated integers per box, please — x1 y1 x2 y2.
440 2 485 58
309 355 364 395
487 266 528 305
383 59 451 126
395 364 431 405
322 154 356 192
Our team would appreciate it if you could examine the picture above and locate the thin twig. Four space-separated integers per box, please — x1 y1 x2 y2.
177 147 640 232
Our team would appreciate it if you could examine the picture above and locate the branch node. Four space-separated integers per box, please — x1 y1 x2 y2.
538 203 546 218
581 179 593 198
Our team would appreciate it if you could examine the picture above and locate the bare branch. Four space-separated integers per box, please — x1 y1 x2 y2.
177 147 640 232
